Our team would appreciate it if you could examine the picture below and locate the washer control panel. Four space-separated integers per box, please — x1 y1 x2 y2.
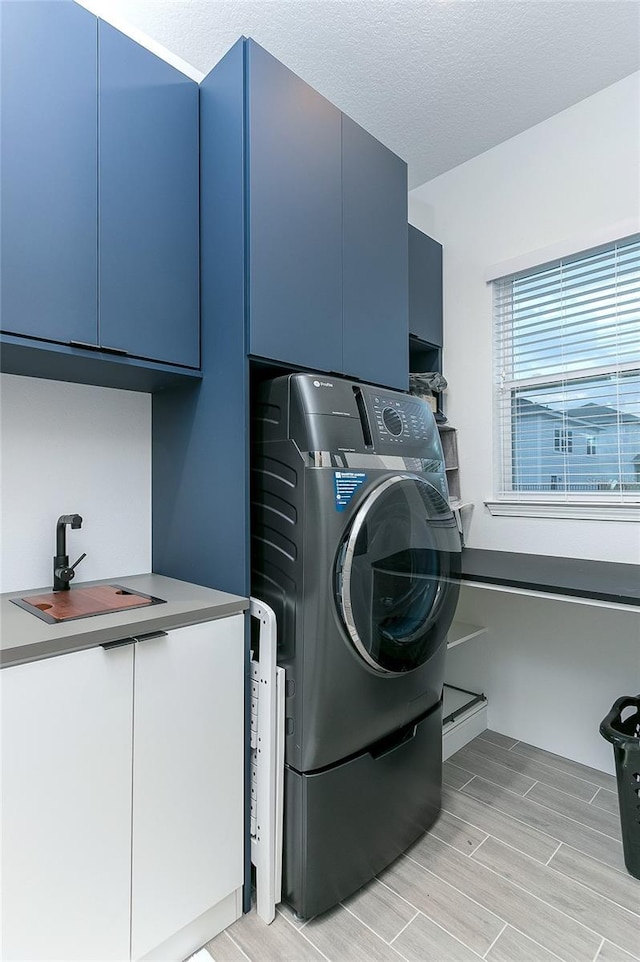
370 393 433 445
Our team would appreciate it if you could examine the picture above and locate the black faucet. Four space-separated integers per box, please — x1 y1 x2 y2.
53 514 86 591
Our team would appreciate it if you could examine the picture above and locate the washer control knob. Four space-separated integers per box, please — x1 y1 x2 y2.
382 407 403 436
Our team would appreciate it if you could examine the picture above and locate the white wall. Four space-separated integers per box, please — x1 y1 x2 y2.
410 71 640 564
0 375 152 594
447 586 640 773
411 75 640 767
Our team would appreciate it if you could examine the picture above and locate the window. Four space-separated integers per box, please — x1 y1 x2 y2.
554 429 573 454
493 235 640 503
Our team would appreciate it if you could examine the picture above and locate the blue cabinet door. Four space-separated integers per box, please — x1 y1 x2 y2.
409 225 443 347
342 115 408 390
0 1 97 344
246 40 343 374
98 22 199 368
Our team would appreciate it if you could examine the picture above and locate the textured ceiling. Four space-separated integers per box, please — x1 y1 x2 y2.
79 0 640 189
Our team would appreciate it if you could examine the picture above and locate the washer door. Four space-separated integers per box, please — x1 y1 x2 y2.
335 475 460 674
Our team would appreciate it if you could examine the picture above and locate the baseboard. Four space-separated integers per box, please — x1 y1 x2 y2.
138 888 242 962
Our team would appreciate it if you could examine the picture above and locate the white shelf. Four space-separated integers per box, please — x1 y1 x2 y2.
442 684 488 759
443 700 488 759
447 620 487 650
449 499 472 512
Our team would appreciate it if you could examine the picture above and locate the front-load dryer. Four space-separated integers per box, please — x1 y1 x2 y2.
251 372 461 918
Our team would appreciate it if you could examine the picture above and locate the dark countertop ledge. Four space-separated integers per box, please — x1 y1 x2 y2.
461 549 640 608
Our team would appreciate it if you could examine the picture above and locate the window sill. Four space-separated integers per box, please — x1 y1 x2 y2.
484 500 640 522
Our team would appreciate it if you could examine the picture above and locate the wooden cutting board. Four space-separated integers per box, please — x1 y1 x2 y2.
21 585 156 622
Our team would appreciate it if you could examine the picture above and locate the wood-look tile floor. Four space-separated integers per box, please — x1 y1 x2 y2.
205 730 640 962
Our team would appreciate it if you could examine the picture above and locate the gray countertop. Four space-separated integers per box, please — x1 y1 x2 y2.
0 574 249 669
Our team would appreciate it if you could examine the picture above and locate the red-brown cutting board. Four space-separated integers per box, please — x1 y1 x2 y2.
21 585 155 621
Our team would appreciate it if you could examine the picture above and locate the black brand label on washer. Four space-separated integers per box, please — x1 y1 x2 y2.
334 471 366 511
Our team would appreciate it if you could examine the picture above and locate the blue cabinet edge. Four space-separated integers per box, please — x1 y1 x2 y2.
0 334 202 393
408 225 443 347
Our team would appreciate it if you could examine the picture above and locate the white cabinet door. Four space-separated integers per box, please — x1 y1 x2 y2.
1 644 134 961
131 616 244 960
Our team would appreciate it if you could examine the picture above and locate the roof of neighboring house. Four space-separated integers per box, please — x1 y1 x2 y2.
565 403 640 427
514 399 640 432
514 398 603 432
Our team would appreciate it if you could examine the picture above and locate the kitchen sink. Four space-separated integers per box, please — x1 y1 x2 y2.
11 585 165 624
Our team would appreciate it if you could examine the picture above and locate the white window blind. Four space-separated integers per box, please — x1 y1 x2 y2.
493 235 640 502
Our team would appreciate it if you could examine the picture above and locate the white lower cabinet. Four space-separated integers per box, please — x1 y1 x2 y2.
0 613 245 962
1 644 134 961
131 619 244 960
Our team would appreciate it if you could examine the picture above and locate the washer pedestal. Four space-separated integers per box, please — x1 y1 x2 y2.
283 699 443 919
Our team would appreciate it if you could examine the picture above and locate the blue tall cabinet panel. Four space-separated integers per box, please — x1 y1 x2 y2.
0 1 97 343
342 115 408 390
99 22 199 367
409 225 443 347
246 40 343 374
153 39 248 598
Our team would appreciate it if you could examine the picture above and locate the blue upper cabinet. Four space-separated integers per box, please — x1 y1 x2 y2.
246 41 343 373
0 1 97 344
342 116 408 389
237 40 408 388
98 22 199 368
0 5 199 387
408 225 443 347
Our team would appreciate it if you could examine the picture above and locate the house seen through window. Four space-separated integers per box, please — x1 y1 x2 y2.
493 235 640 500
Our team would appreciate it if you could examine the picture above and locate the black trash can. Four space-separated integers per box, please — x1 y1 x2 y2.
600 695 640 881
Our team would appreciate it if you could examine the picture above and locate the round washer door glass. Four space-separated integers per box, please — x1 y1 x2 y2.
335 475 460 674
